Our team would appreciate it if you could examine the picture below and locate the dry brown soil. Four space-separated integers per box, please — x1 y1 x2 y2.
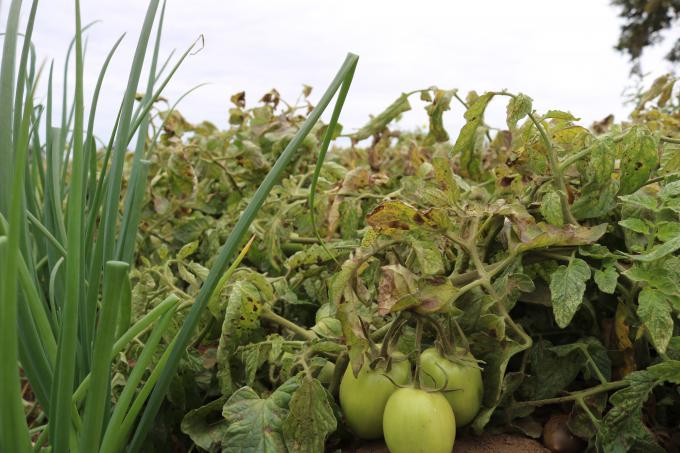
349 433 549 453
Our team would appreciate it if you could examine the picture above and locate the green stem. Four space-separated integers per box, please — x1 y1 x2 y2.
262 308 317 341
527 112 577 225
513 380 628 409
660 136 680 145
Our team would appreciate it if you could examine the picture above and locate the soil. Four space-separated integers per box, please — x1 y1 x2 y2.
349 433 550 453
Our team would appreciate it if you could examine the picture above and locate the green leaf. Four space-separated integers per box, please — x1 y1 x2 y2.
659 180 680 200
549 258 591 328
544 110 578 120
180 396 228 452
330 256 368 375
222 378 300 453
598 361 680 452
408 238 444 275
618 191 658 211
452 92 495 180
549 337 612 382
177 240 199 260
656 221 680 242
539 190 564 227
637 288 674 353
506 93 533 129
618 127 659 195
623 258 680 295
618 218 650 235
519 340 584 401
594 262 618 294
282 378 337 453
470 334 528 433
626 234 680 262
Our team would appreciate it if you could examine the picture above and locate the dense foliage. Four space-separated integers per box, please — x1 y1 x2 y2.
117 76 680 452
612 0 680 67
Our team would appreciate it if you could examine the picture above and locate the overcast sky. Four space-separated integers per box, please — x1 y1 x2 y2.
4 0 679 138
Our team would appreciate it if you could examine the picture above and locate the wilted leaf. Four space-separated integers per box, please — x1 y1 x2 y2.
452 92 495 180
352 93 412 141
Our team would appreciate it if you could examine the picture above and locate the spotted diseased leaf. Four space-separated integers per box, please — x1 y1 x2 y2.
452 92 495 180
425 88 457 143
221 378 299 453
352 93 412 141
549 258 591 328
366 200 446 234
506 93 532 129
432 154 460 202
571 138 618 219
510 218 606 253
412 278 459 314
637 288 674 353
594 262 618 294
216 281 264 395
618 127 659 195
377 264 418 315
282 378 337 453
539 190 564 227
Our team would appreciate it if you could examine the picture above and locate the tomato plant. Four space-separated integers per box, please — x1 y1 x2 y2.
383 387 456 453
419 347 483 427
338 356 411 439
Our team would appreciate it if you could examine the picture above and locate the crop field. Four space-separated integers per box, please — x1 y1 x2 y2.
1 1 679 453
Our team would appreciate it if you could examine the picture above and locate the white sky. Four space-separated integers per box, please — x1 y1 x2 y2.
4 0 680 139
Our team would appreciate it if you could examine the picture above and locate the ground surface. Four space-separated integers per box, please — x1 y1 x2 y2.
350 433 549 452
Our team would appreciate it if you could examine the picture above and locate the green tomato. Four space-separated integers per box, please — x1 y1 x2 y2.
383 387 456 453
419 347 483 427
339 358 411 439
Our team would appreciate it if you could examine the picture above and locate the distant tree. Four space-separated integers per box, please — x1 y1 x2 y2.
612 0 680 71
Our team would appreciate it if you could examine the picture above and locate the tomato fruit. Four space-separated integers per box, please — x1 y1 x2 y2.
339 357 411 439
383 387 456 453
419 347 483 427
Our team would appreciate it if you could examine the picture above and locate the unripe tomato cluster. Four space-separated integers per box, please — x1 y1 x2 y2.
339 347 484 453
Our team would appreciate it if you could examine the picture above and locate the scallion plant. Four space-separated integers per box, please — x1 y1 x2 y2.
0 0 358 451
